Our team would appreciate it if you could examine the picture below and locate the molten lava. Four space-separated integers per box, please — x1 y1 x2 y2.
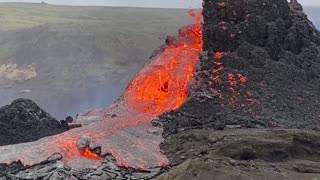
82 148 99 159
125 29 202 114
0 10 204 170
123 9 203 115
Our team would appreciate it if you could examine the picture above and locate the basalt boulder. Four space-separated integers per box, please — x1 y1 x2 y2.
0 98 66 146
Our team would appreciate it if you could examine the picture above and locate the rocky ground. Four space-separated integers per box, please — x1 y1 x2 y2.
158 128 320 180
0 155 165 180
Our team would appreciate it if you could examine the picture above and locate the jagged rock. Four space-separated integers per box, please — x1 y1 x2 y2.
294 161 320 173
76 136 91 150
48 153 63 162
289 0 303 11
0 154 164 180
0 98 66 146
47 170 70 180
4 161 65 180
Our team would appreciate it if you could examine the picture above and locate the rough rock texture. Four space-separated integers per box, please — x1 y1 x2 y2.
159 0 320 136
0 155 164 180
157 129 320 180
0 98 66 146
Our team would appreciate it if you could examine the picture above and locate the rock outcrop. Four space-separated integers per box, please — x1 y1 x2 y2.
0 98 65 146
159 0 320 136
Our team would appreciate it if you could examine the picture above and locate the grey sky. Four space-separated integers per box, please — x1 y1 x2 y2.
298 0 320 6
0 0 202 8
0 0 318 8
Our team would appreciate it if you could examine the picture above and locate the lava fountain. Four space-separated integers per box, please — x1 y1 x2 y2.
0 10 203 170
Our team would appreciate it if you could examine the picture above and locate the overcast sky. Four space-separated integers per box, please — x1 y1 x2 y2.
0 0 202 8
0 0 318 8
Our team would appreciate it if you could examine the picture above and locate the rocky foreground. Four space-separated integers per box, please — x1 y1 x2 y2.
1 0 320 179
158 128 320 180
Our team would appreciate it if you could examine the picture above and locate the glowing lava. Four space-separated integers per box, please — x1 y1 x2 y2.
82 148 99 159
124 11 202 115
0 10 203 170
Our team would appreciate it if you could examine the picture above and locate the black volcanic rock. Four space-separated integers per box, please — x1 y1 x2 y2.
202 0 320 58
0 98 66 146
159 0 320 136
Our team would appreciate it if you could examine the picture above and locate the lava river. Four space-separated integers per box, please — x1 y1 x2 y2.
0 10 203 170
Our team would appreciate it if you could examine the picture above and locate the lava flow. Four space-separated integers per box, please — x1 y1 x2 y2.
0 10 203 170
124 9 203 115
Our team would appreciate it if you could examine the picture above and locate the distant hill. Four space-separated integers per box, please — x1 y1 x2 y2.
0 3 192 119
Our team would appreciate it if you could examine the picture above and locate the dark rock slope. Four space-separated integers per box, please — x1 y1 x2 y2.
0 98 65 146
159 0 320 136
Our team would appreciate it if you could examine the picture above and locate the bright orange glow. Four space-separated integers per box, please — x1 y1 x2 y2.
124 10 203 115
56 137 100 161
228 73 237 87
238 74 247 84
82 148 99 159
214 52 224 59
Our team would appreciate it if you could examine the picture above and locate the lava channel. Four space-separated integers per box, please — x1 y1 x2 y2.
0 10 203 170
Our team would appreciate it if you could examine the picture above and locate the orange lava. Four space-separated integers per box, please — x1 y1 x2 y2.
56 135 101 161
82 148 99 159
69 9 203 166
124 10 203 115
73 9 203 167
